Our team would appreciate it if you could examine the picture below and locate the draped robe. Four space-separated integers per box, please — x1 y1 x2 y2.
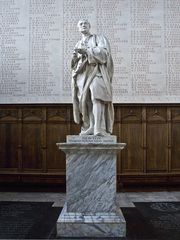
71 34 114 133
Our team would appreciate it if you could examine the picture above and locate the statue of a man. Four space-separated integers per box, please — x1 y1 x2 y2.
71 19 114 136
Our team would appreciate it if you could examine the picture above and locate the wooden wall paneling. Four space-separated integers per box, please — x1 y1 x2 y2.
171 107 180 171
46 106 70 173
0 108 19 171
69 106 81 135
41 107 47 173
167 107 171 172
17 108 23 172
0 104 180 188
113 106 122 174
22 108 44 171
142 107 147 173
121 107 144 173
146 107 168 172
70 123 80 135
0 124 18 170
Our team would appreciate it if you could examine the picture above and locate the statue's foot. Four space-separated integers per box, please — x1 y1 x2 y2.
94 129 110 137
80 127 94 135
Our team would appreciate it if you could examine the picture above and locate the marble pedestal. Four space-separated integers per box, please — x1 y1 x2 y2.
56 135 126 238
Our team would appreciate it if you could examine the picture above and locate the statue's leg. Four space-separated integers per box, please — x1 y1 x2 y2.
93 99 108 136
80 91 94 135
87 97 94 129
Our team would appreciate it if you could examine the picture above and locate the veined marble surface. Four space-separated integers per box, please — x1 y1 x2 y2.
60 135 123 213
56 135 126 238
59 203 125 223
57 203 126 238
66 149 117 213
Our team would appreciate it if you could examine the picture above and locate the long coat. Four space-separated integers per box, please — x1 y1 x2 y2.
71 34 114 133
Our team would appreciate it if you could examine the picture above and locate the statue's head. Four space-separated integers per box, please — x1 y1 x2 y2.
77 19 91 34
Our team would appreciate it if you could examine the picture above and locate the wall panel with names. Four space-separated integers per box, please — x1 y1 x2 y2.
0 0 180 103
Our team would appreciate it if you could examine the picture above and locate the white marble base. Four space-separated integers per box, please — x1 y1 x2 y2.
57 203 126 238
56 135 126 238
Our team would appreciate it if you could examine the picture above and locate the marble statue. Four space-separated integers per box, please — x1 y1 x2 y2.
71 19 114 136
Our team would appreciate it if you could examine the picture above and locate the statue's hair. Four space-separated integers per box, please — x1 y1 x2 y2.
77 19 91 28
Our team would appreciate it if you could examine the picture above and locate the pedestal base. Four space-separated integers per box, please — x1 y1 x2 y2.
57 203 126 238
56 136 126 238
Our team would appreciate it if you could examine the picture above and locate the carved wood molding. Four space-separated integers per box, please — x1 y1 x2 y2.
147 108 167 122
22 108 44 121
121 107 142 122
171 108 180 122
47 108 70 121
0 109 19 120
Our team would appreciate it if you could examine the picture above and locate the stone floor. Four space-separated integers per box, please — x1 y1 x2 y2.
0 191 179 207
0 191 180 239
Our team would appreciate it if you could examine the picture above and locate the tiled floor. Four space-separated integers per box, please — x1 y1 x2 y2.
0 191 179 207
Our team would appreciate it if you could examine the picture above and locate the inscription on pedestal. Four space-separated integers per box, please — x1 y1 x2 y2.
66 135 117 144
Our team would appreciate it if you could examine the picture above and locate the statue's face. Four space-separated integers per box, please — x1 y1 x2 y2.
78 20 90 34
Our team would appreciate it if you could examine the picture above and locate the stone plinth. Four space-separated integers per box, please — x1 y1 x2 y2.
56 135 126 238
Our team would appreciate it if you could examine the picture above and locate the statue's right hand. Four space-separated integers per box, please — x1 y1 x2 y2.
73 51 78 57
75 48 87 55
